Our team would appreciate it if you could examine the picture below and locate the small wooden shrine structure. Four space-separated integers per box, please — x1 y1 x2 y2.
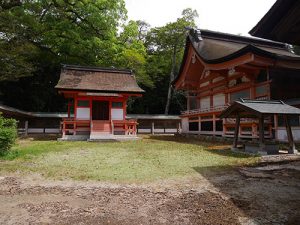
220 99 300 154
55 65 144 140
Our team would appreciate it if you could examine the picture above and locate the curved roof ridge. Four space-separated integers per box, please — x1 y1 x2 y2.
200 29 288 49
62 64 133 74
187 29 300 64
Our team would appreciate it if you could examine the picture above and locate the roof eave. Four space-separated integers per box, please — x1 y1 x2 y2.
56 87 145 94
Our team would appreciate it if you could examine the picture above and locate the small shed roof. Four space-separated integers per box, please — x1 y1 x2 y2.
220 99 300 118
0 104 67 118
55 65 144 94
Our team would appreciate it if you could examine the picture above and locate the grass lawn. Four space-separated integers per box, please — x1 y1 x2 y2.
0 135 258 183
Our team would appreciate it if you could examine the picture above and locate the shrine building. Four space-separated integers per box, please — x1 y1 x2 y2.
173 29 300 141
55 65 144 140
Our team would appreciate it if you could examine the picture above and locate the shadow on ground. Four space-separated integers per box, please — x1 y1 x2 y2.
19 134 60 141
193 162 300 225
148 135 255 159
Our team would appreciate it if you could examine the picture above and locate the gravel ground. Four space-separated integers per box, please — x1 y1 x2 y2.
0 161 299 225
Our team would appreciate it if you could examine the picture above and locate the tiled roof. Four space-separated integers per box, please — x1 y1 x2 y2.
0 104 67 118
172 28 300 85
55 65 144 93
220 99 300 118
189 29 300 63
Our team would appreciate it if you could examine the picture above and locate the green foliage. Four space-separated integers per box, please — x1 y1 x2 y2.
0 4 198 114
116 20 153 87
134 8 198 114
0 113 17 155
0 0 127 81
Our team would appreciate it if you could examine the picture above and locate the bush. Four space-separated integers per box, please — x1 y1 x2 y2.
0 113 17 155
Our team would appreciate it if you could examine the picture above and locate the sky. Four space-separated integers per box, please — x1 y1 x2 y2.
125 0 276 35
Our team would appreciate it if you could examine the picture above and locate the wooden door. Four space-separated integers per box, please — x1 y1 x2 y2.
92 101 109 120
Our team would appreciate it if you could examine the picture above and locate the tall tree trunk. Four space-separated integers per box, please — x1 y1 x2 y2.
164 45 177 115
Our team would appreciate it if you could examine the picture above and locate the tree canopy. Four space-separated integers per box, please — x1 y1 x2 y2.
0 1 198 114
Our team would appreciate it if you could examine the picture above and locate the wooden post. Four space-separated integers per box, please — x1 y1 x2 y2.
273 114 278 140
233 114 240 149
24 121 28 136
198 117 201 134
178 122 181 134
222 118 226 137
74 121 76 135
151 122 155 135
212 114 216 136
259 114 265 151
111 120 114 135
62 121 66 138
284 115 297 154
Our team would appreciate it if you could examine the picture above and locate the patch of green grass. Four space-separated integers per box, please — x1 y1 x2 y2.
0 136 258 182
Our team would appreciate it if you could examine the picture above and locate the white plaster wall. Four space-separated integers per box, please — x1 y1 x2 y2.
182 117 189 133
277 127 300 142
28 128 44 133
213 94 225 107
138 129 151 133
76 108 90 120
111 108 124 120
200 97 210 109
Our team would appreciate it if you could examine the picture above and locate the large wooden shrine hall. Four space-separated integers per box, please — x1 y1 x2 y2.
173 28 300 142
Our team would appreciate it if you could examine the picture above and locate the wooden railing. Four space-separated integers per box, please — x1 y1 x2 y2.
224 118 272 124
112 120 138 135
181 104 229 116
62 118 138 136
61 118 90 136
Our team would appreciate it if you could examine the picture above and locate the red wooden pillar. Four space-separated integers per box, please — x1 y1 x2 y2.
74 95 78 135
213 114 216 136
67 101 71 118
123 98 127 121
108 99 112 121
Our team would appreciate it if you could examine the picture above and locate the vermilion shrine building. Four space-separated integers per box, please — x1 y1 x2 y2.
55 65 144 140
173 29 300 141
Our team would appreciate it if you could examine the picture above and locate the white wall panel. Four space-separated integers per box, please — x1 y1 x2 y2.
182 117 189 133
213 94 225 107
111 108 124 120
200 97 210 109
76 108 90 120
277 127 300 141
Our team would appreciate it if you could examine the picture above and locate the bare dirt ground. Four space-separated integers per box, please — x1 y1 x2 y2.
0 161 299 225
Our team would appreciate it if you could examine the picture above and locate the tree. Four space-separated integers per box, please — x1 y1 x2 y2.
0 0 127 81
0 0 129 111
146 8 198 114
116 20 152 87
